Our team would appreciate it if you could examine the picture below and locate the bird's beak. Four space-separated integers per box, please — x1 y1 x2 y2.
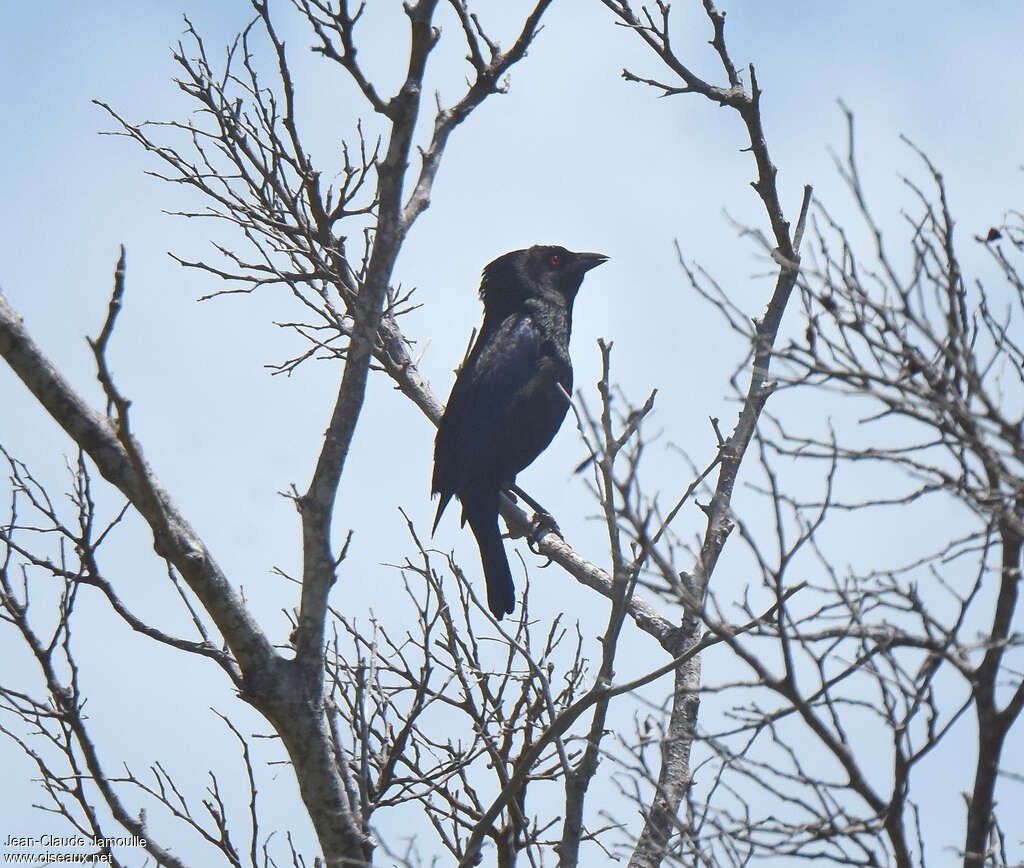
574 252 609 273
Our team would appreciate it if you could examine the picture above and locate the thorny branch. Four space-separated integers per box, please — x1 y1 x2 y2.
598 2 812 863
658 109 1024 865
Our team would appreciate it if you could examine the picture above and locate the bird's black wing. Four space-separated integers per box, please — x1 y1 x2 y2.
433 313 566 527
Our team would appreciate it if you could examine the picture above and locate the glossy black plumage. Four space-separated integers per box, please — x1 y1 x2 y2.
432 245 607 617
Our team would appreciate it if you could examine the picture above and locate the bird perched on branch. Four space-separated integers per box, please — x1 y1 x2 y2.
431 245 607 618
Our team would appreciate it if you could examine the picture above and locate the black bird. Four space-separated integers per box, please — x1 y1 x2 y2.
431 245 607 618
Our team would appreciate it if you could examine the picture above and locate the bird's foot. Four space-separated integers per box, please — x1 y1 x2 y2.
527 509 562 553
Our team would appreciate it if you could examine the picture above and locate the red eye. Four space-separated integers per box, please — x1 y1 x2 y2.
549 255 561 267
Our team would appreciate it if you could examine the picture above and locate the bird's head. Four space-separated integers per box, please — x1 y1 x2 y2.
480 245 608 311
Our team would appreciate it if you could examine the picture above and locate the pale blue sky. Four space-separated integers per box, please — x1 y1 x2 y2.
2 1 1023 863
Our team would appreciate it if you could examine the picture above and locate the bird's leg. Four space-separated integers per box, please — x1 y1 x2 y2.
508 484 562 551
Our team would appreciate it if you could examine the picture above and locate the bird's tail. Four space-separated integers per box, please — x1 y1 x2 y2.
466 506 516 619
